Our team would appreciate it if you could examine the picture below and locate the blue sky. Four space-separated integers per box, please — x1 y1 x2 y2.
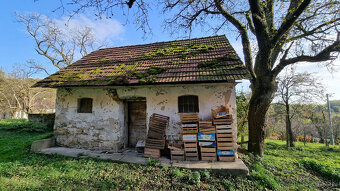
1 0 339 101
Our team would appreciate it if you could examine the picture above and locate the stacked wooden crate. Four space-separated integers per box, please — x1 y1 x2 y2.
212 106 237 162
144 113 169 158
168 144 185 161
180 113 199 161
198 121 217 161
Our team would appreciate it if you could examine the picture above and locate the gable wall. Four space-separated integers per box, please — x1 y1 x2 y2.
54 83 237 151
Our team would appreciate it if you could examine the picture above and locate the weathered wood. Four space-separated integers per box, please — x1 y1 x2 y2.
217 146 234 150
218 155 236 162
144 148 161 158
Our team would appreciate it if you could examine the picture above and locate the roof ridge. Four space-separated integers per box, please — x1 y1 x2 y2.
96 35 226 51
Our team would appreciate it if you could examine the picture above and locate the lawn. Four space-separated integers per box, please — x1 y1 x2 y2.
0 119 339 190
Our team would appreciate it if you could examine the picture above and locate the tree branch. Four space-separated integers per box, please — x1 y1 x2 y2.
214 0 255 80
272 0 311 46
273 37 340 76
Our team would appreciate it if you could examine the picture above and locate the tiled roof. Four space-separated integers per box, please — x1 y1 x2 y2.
33 35 250 87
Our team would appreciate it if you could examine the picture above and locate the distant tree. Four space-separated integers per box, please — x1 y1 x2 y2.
236 90 250 144
47 0 340 156
301 104 328 144
0 66 55 117
275 67 324 147
330 100 340 113
16 13 102 75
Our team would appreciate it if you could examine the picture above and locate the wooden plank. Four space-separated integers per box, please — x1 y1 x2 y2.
216 133 233 138
201 156 217 161
186 156 199 161
184 147 198 152
200 147 216 152
144 148 160 158
201 152 216 157
218 155 236 162
184 142 198 147
217 137 233 142
185 152 199 157
217 146 234 150
171 155 185 160
171 150 185 155
217 142 234 147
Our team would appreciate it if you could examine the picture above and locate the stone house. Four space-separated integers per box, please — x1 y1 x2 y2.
33 35 250 152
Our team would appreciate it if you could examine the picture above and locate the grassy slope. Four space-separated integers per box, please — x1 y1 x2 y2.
0 119 339 190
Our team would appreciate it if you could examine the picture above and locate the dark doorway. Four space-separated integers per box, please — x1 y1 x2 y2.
127 101 147 147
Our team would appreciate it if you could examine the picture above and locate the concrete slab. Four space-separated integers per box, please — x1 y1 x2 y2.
31 137 55 152
39 147 249 176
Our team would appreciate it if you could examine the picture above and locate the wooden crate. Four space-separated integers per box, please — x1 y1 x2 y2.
200 147 217 161
218 155 236 162
180 113 199 123
144 148 161 159
170 149 185 161
212 118 233 125
182 134 197 142
199 121 216 134
215 125 232 129
216 133 233 139
184 142 199 161
211 106 229 118
182 123 198 134
147 113 169 139
145 138 166 149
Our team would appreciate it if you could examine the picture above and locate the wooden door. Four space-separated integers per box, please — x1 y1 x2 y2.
128 101 147 147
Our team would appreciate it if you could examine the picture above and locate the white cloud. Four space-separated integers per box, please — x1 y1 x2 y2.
53 14 124 44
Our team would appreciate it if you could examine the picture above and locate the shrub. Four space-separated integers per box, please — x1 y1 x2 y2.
186 171 201 185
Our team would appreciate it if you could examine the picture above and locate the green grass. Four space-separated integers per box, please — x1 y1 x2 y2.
0 119 339 190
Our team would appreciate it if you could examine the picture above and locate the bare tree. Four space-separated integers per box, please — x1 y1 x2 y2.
44 0 339 156
16 12 98 74
0 66 55 116
276 67 325 147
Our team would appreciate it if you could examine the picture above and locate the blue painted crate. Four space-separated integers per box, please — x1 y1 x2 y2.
217 149 235 156
198 133 216 141
199 142 217 147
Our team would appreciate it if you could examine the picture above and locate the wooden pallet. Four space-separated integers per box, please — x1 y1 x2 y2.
147 113 169 139
144 148 161 158
180 113 199 123
145 138 166 149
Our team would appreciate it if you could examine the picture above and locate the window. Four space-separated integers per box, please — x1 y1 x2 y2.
77 98 93 113
178 95 199 113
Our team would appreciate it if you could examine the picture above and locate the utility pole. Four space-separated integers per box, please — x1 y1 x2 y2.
326 94 334 145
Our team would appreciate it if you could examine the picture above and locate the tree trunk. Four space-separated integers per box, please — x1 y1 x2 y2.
285 103 295 147
248 77 277 157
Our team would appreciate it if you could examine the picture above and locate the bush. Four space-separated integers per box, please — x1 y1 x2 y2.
0 119 50 132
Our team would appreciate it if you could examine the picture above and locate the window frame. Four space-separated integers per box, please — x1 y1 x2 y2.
77 98 93 113
178 95 199 113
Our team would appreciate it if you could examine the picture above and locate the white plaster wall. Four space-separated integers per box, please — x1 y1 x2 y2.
54 88 125 151
54 83 237 151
